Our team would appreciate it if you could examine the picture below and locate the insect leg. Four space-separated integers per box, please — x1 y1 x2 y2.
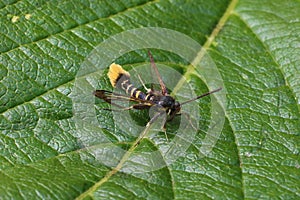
162 124 168 141
136 73 152 93
101 105 136 112
134 111 165 147
101 103 151 112
179 111 197 131
132 104 152 110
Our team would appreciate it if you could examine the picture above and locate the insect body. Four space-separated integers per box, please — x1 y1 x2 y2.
94 63 181 120
93 51 221 126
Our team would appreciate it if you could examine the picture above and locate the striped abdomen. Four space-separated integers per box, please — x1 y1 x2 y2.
107 63 153 100
119 78 146 99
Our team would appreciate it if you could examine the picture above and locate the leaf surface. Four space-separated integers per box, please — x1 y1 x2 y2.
0 0 299 199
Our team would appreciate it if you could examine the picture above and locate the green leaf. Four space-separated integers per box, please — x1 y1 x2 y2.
1 0 299 199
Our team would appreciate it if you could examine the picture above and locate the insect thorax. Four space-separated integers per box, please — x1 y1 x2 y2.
151 95 181 115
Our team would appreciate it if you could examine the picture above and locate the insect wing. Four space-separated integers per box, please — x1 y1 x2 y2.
93 90 154 109
148 51 168 95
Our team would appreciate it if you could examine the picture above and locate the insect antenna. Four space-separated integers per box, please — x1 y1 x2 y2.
180 87 222 105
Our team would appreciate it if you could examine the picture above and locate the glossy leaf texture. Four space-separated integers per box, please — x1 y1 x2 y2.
0 0 299 199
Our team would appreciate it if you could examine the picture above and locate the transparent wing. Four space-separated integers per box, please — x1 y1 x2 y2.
148 50 168 95
93 90 154 109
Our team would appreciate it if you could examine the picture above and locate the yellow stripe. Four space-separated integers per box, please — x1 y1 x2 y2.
130 88 137 97
135 91 141 99
121 79 129 87
145 94 151 100
121 79 129 90
126 84 133 94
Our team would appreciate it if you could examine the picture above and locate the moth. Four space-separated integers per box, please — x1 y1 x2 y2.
93 51 221 127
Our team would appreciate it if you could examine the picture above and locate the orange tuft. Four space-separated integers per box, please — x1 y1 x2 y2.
107 63 130 87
